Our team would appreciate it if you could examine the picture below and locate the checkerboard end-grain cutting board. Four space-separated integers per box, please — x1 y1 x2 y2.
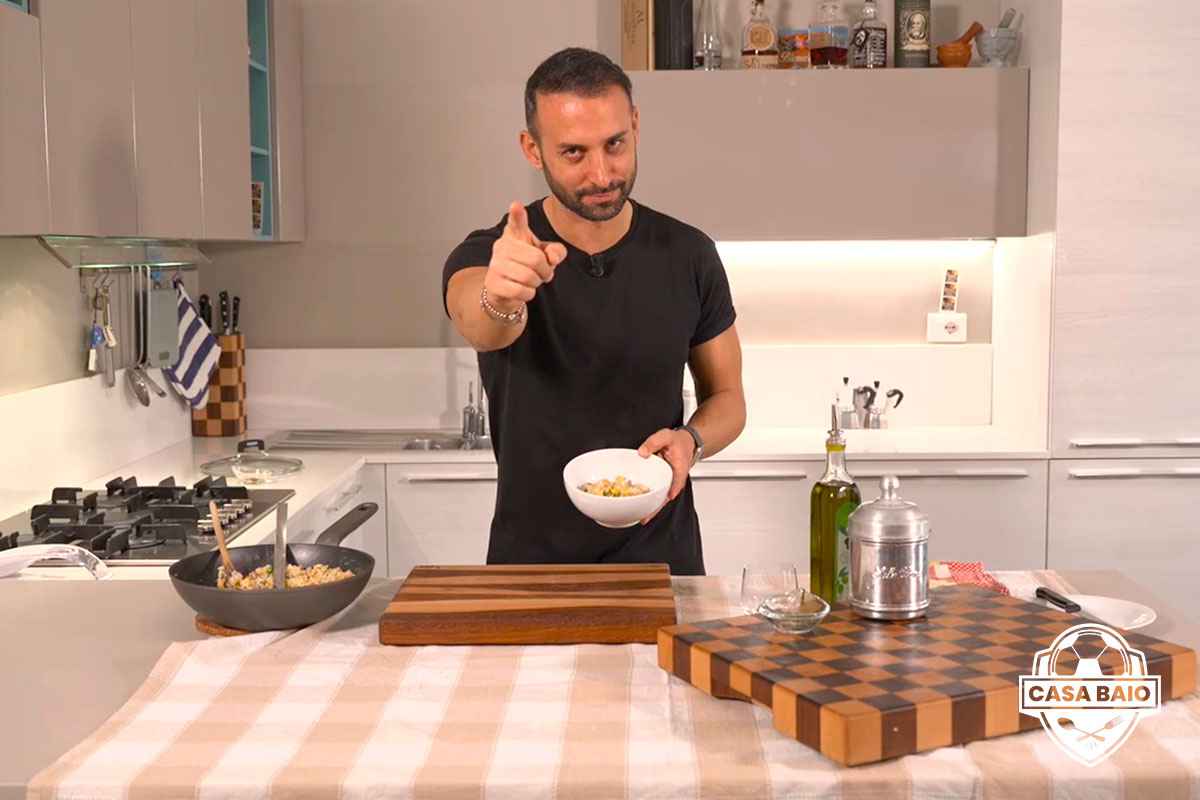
380 563 678 645
659 585 1196 766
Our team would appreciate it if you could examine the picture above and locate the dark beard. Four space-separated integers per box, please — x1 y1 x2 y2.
543 156 638 222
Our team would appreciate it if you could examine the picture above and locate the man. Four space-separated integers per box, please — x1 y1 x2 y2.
442 47 745 575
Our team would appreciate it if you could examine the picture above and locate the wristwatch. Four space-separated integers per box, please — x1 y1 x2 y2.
676 423 704 466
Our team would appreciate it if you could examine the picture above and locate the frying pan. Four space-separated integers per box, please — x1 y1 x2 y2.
169 502 378 632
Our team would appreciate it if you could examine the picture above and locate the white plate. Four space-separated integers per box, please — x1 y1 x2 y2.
1066 594 1157 630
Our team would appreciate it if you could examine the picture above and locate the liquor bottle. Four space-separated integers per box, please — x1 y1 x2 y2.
896 0 931 67
810 405 861 604
694 0 722 70
850 0 888 68
741 0 779 69
809 1 850 70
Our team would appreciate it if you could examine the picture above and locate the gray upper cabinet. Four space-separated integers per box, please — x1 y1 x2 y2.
631 69 1029 241
131 0 203 239
24 0 302 241
197 0 252 240
1049 2 1200 459
39 0 138 237
272 0 306 242
0 5 49 235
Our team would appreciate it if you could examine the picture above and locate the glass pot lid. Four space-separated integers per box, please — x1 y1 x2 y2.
199 439 304 483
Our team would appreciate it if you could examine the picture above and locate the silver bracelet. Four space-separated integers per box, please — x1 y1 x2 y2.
480 286 526 326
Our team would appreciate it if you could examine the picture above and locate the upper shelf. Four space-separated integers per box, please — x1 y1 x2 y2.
630 68 1029 241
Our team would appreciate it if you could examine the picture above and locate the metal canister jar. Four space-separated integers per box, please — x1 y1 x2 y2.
847 476 930 620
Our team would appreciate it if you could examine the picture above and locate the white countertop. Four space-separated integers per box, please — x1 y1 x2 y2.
4 424 1046 581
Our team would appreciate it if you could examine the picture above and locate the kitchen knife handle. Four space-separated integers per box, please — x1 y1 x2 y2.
232 296 241 333
1036 586 1081 613
197 295 211 328
218 291 230 335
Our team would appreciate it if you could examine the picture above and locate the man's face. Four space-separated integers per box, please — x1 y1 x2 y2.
910 13 927 38
524 85 639 222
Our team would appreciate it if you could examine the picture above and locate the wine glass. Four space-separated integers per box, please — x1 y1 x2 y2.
740 564 801 615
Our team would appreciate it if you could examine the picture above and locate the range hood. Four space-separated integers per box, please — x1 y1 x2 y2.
38 236 210 269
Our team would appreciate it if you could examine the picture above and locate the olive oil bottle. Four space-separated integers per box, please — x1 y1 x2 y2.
810 405 861 604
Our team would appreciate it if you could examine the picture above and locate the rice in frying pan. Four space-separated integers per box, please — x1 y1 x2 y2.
217 563 354 590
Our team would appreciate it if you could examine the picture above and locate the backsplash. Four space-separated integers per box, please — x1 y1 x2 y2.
0 237 201 398
0 368 191 493
0 238 94 397
719 239 994 345
244 344 993 434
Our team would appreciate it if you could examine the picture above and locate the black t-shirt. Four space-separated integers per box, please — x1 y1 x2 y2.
441 198 736 575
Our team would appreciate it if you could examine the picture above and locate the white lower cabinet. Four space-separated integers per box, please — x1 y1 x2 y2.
385 463 497 578
691 462 816 578
285 465 389 577
693 459 1048 577
846 460 1048 570
1048 459 1200 614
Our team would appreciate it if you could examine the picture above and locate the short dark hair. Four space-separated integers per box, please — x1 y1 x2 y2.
524 48 633 139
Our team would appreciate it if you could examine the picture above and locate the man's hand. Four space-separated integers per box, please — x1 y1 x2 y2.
484 202 568 313
636 428 696 525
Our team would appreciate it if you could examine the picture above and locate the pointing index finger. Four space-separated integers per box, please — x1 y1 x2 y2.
504 201 534 243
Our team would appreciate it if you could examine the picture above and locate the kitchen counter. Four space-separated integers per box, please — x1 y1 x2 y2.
5 425 1048 581
2 570 1195 800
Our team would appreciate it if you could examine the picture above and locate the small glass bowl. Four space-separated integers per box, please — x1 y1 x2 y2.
756 589 831 634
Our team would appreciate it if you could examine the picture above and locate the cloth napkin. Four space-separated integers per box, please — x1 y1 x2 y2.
162 280 220 408
928 560 1011 595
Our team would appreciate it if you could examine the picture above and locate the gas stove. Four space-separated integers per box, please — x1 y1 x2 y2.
0 475 294 565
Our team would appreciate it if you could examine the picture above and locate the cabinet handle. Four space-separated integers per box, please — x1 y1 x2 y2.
405 473 496 483
854 465 1032 479
325 483 363 514
1068 467 1200 479
1070 437 1200 448
853 469 1030 479
692 469 807 480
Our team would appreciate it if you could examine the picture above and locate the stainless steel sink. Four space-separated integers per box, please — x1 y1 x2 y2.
400 434 487 451
270 430 491 451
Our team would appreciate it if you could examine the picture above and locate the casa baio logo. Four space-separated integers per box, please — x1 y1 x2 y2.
1019 623 1161 766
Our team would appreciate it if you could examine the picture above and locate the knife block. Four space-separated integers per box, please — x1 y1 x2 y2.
191 334 247 437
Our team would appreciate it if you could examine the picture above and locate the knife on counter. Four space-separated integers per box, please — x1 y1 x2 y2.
1035 586 1081 614
1035 585 1115 626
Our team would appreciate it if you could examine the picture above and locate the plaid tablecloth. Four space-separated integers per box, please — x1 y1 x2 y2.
29 570 1200 800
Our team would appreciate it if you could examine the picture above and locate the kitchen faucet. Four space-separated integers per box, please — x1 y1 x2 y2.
461 370 487 447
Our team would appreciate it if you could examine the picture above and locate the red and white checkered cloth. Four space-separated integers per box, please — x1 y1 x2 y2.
28 572 1200 799
929 560 1011 595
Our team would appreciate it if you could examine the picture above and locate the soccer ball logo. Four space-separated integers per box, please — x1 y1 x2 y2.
1020 623 1161 766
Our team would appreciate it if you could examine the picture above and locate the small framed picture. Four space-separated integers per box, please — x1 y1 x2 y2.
941 295 957 311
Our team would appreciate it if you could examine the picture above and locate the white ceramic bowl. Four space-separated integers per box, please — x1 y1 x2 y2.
563 448 673 529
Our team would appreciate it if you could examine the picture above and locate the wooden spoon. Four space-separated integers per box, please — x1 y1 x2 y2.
209 500 238 586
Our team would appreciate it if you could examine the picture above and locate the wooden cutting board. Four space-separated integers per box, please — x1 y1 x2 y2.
659 585 1196 766
379 563 678 645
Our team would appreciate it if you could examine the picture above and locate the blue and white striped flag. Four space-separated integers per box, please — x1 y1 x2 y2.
163 280 221 408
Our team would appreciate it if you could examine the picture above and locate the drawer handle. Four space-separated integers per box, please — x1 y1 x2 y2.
1068 467 1200 479
852 470 1030 479
405 473 496 483
1070 437 1200 448
325 483 363 514
692 470 807 480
